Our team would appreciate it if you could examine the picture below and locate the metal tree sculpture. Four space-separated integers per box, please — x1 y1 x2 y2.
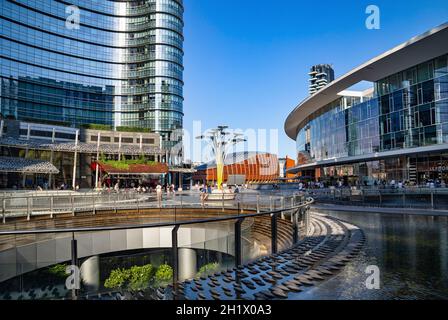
197 126 246 189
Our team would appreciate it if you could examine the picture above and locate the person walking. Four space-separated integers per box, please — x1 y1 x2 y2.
200 187 207 207
156 184 163 208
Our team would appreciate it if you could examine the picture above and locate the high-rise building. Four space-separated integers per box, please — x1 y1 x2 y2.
0 0 184 150
308 64 335 95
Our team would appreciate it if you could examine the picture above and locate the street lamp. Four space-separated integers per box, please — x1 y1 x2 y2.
196 126 246 190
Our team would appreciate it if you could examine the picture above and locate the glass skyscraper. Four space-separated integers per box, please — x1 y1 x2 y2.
0 0 184 149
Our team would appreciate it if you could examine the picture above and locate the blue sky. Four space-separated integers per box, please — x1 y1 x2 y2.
182 0 448 162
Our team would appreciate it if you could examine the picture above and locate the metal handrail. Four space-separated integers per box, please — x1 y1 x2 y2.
1 191 305 221
0 200 313 236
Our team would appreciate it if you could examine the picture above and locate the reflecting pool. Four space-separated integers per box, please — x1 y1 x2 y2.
292 210 448 300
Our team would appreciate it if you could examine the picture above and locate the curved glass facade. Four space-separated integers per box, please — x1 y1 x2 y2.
295 55 448 185
0 0 184 147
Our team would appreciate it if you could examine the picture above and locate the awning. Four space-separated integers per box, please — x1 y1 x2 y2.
0 157 59 174
94 161 168 175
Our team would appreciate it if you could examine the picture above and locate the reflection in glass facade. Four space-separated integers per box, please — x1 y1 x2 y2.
0 0 184 148
296 54 448 184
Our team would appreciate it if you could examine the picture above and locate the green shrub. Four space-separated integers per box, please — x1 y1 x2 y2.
104 263 173 291
101 158 158 170
104 264 156 291
197 262 220 277
104 268 131 290
154 264 173 286
47 264 68 278
81 123 113 131
116 126 152 133
128 265 155 291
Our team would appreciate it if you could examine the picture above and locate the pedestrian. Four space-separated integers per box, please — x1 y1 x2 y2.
156 184 163 208
167 184 171 196
200 187 207 207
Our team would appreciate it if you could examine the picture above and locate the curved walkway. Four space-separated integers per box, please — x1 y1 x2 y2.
153 213 365 300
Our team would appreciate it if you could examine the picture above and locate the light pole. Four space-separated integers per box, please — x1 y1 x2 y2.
196 126 246 190
72 129 79 191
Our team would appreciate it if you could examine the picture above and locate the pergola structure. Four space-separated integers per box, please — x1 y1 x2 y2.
93 161 169 188
0 156 59 174
0 136 163 156
0 156 59 189
0 133 164 189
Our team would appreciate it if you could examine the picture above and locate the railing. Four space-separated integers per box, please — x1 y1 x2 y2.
0 191 306 224
0 193 313 300
307 187 448 210
0 190 144 223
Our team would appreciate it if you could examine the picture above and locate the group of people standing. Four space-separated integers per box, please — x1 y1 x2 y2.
155 184 178 207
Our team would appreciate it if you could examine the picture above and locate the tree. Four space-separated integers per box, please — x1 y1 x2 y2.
197 262 220 277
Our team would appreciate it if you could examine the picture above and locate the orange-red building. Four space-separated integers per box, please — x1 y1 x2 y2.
279 156 297 179
193 152 279 184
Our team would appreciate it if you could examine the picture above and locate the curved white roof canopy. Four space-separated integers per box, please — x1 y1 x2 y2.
285 22 448 140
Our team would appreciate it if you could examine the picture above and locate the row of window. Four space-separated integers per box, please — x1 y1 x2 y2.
90 135 156 145
375 55 448 96
297 55 448 164
18 128 76 140
320 154 448 184
13 108 112 127
0 94 183 114
304 123 448 161
1 100 183 124
0 20 183 61
1 39 183 80
0 29 183 67
1 76 183 99
16 0 183 30
61 0 183 17
127 29 184 49
1 2 183 48
1 58 183 93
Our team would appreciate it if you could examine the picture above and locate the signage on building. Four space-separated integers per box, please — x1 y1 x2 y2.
430 164 448 172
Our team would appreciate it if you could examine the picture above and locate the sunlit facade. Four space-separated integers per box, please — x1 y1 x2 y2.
285 24 448 186
297 56 448 164
193 152 280 184
0 0 184 149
